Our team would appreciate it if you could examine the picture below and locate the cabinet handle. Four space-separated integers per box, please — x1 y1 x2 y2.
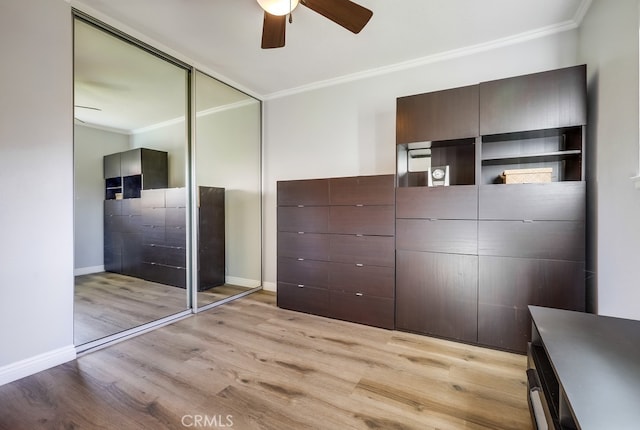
355 263 364 267
355 204 364 207
297 231 305 234
356 234 363 237
297 258 305 261
429 218 438 222
297 284 304 288
355 292 363 297
523 219 534 223
297 205 304 208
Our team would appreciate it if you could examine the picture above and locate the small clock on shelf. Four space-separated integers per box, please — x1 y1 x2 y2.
427 165 450 187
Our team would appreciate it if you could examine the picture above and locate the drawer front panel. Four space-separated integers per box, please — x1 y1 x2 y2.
165 207 186 227
278 232 330 261
396 186 478 220
143 245 186 268
329 291 394 329
104 214 124 233
277 179 329 206
140 263 186 288
329 234 395 267
165 225 187 248
328 205 394 236
277 282 330 317
277 206 329 233
396 219 478 255
278 257 329 288
104 199 122 216
479 183 585 221
478 220 584 261
141 225 165 245
328 262 394 298
329 175 395 206
121 198 141 216
142 207 166 226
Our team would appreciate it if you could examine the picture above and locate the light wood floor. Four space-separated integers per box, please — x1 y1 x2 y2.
74 272 253 345
3 292 532 430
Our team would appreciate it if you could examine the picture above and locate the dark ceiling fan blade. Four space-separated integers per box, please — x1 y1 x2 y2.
301 0 373 34
261 12 286 49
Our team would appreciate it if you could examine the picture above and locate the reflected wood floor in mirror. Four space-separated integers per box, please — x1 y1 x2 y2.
5 292 532 430
74 272 253 345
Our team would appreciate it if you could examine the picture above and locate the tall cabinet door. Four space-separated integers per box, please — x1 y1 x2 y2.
396 85 479 143
396 250 478 342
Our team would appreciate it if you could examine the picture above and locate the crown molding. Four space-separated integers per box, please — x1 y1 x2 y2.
573 0 594 26
74 121 131 135
265 18 581 100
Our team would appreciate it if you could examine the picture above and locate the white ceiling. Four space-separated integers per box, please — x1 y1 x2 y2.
73 0 590 131
73 0 589 98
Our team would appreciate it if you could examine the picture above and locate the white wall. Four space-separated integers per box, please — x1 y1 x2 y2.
0 0 76 383
131 121 187 188
74 125 130 272
196 102 262 286
579 0 640 319
263 29 580 289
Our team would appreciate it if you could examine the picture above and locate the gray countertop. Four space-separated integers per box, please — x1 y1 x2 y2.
529 306 640 430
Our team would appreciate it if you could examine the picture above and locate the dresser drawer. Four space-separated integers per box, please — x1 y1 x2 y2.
277 206 329 233
141 224 165 245
140 263 186 288
165 225 187 248
478 220 584 261
479 182 585 221
329 234 395 267
329 291 394 329
278 257 329 288
396 185 477 220
142 244 186 268
277 282 330 317
328 262 394 298
328 205 394 236
165 207 186 227
121 198 141 216
277 179 329 206
329 175 395 206
396 219 477 255
278 232 330 261
142 207 166 226
104 199 122 216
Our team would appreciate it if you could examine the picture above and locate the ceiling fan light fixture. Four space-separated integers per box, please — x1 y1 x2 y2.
257 0 299 16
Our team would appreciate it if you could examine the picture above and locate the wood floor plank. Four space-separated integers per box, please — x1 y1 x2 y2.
1 291 532 430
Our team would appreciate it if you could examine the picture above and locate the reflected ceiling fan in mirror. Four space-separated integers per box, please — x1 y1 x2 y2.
258 0 373 49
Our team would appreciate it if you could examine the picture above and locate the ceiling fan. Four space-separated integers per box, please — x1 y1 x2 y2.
258 0 373 49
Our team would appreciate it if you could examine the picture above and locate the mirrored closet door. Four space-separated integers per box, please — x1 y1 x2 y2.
193 71 262 308
73 16 190 346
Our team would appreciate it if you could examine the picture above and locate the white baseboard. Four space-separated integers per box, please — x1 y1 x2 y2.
225 276 261 288
74 265 105 276
262 281 276 292
0 345 76 386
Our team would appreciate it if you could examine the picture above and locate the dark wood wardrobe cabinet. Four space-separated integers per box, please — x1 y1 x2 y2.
395 65 587 353
277 174 395 329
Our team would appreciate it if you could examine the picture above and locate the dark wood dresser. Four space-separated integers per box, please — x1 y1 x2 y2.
277 174 395 329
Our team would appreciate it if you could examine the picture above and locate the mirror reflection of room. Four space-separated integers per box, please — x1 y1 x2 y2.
73 17 190 346
194 71 262 308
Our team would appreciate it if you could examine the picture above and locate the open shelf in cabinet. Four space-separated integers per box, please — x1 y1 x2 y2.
480 126 583 184
397 137 476 187
105 177 122 200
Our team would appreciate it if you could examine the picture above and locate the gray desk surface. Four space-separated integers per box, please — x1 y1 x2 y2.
529 306 640 430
